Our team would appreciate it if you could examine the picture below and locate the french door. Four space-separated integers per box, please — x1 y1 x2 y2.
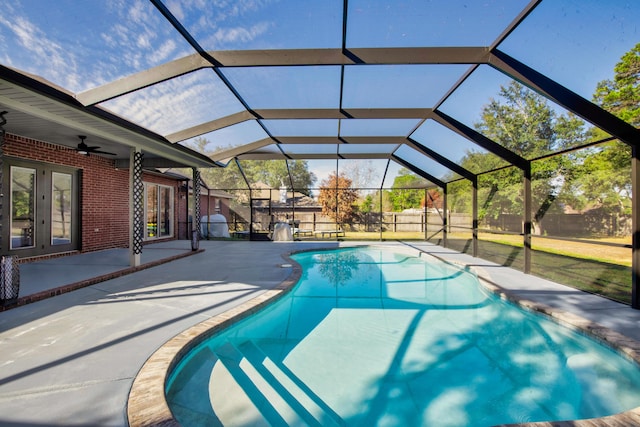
4 159 79 256
144 183 173 240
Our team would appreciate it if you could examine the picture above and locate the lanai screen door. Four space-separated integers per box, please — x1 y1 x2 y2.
250 198 271 241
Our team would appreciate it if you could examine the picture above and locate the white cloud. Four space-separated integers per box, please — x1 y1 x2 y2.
165 0 185 21
149 39 177 64
136 33 152 49
213 22 271 45
0 13 84 91
127 0 149 25
101 71 243 136
174 0 278 48
0 0 279 118
101 32 116 49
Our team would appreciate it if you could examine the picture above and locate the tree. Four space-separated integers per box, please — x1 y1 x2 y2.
183 139 316 195
359 194 374 214
285 159 316 196
571 42 640 215
241 159 316 196
387 168 427 211
453 81 587 232
365 189 393 213
181 139 245 190
317 251 360 287
340 160 380 193
423 189 442 210
202 159 246 190
571 141 631 215
593 42 640 127
318 173 358 225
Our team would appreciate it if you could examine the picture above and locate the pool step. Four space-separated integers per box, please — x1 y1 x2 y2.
235 340 344 427
213 340 344 426
214 342 290 426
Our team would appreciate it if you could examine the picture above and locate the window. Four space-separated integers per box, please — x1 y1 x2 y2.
144 183 173 240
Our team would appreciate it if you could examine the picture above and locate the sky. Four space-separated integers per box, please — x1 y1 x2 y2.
0 0 637 187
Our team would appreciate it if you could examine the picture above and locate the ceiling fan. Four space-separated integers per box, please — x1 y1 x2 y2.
75 135 116 156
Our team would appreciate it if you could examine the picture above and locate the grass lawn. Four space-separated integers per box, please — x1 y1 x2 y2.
446 234 632 305
481 233 630 267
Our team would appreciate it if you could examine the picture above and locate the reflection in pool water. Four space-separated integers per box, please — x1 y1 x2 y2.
316 250 360 287
166 247 640 426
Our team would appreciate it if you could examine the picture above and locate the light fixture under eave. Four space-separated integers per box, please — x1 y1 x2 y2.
75 135 116 156
76 136 89 155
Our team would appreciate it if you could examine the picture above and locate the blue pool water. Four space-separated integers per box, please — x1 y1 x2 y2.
166 247 640 426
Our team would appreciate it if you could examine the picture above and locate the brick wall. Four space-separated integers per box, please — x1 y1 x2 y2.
3 133 180 254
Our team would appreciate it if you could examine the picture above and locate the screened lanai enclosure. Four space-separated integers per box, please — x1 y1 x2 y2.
0 1 638 306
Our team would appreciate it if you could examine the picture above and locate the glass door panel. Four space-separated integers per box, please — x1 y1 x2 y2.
144 183 174 240
51 172 72 245
159 186 172 237
10 167 36 249
146 185 158 238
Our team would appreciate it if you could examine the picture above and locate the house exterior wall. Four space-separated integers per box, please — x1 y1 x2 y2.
2 133 180 258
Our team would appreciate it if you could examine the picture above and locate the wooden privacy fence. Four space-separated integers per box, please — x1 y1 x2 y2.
227 209 449 233
226 207 630 238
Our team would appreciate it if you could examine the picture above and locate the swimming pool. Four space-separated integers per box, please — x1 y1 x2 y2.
165 246 640 426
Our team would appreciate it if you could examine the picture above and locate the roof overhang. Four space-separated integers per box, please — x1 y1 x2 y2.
0 65 219 169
